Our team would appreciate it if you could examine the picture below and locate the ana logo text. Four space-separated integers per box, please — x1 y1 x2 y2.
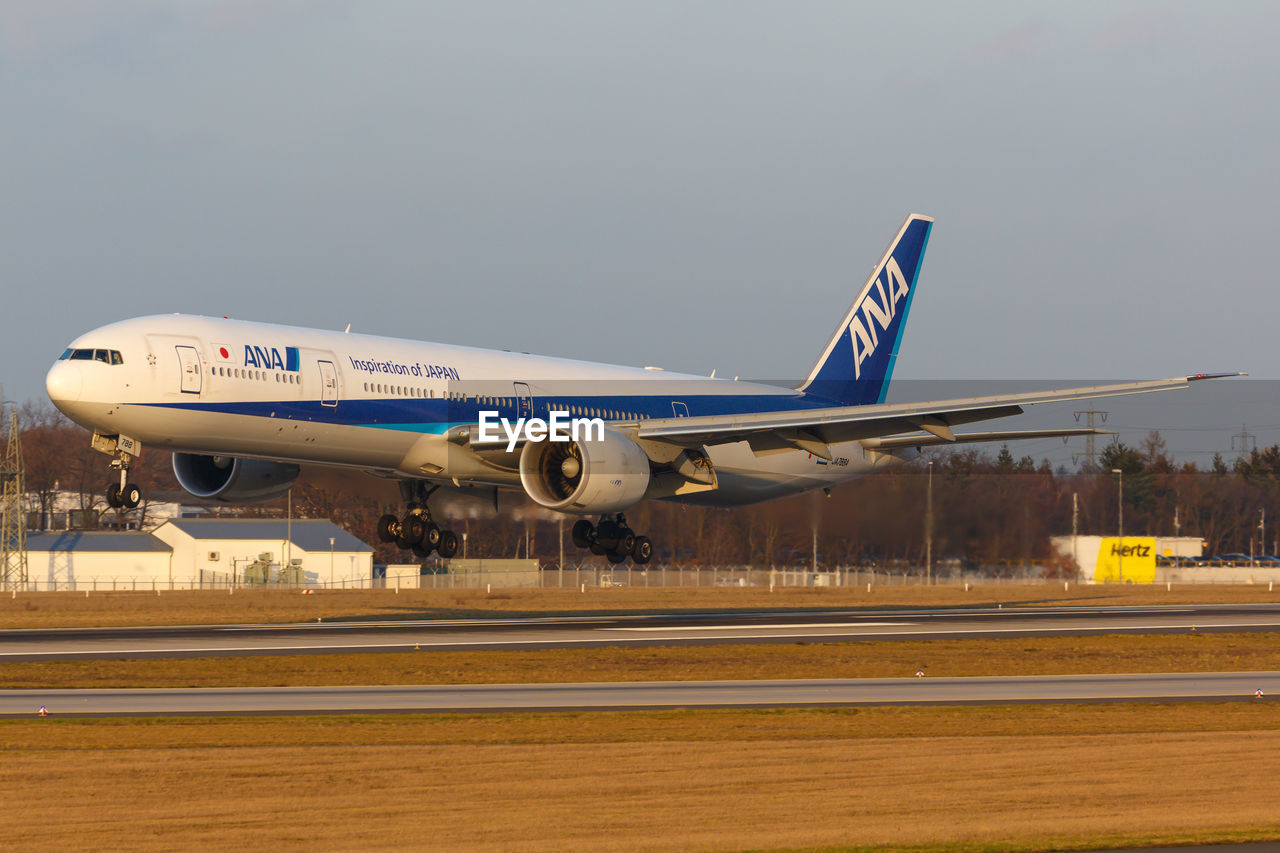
849 257 910 379
243 345 300 372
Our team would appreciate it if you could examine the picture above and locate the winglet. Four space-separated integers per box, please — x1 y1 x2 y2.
797 214 933 407
1188 372 1246 381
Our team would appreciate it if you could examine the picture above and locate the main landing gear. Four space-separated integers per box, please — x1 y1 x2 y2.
572 514 653 565
377 483 459 560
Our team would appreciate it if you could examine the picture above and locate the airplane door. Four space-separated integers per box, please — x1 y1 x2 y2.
671 401 689 418
514 382 533 418
318 360 339 407
176 346 202 395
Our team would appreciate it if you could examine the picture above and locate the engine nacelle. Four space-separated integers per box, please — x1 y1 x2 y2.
518 429 651 513
172 453 301 504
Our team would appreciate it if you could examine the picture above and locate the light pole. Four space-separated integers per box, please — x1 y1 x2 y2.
925 460 934 585
1112 468 1123 584
329 536 335 588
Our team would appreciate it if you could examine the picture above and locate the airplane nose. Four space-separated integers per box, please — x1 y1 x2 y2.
46 361 83 407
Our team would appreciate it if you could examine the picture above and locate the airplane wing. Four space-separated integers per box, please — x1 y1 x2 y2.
629 373 1238 459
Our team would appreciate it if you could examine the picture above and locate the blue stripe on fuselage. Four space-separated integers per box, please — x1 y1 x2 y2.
138 389 843 431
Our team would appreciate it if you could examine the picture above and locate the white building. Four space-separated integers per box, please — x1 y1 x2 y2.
17 520 373 589
25 531 175 590
25 488 205 533
152 519 373 588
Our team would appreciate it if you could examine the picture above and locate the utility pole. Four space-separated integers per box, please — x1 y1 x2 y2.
925 460 934 585
285 487 293 577
1073 407 1109 469
1111 468 1124 584
1 405 28 591
1259 509 1266 559
1072 491 1079 584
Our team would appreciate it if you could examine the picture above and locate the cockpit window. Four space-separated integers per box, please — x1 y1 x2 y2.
61 348 123 364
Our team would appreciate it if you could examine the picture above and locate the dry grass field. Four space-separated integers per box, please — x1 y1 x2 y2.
6 588 1280 850
3 705 1279 852
3 583 1280 628
5 631 1280 689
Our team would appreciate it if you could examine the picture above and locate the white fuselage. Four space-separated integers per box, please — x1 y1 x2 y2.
46 315 914 508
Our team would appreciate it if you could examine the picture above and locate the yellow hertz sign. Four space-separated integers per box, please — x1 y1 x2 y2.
1095 537 1157 584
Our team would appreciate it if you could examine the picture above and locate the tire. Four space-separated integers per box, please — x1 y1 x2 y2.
376 514 399 543
606 549 628 565
631 535 653 565
106 483 122 509
616 528 636 556
412 544 434 559
437 530 459 559
571 519 594 549
122 483 142 509
395 533 414 551
589 541 607 556
402 515 426 545
594 525 620 552
423 522 441 549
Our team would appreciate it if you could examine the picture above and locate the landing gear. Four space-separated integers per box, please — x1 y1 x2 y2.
106 481 142 510
570 514 653 565
97 433 142 510
377 482 460 560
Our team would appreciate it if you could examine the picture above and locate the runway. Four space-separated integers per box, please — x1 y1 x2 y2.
4 672 1276 716
3 603 1280 661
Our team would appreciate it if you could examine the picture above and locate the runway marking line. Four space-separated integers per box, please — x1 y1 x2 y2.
607 622 911 631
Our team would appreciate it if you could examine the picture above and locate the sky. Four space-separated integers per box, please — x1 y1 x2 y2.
2 1 1278 460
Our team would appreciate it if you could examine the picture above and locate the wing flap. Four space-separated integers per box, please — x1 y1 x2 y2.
862 427 1110 450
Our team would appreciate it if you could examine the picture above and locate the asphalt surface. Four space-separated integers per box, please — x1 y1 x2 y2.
5 671 1277 716
3 603 1280 661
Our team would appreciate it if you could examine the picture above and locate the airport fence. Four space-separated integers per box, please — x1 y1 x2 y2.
12 563 1280 591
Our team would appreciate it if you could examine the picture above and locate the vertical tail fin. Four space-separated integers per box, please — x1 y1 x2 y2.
797 214 933 406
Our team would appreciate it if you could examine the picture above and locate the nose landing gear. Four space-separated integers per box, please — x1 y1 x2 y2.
572 515 652 565
94 432 142 510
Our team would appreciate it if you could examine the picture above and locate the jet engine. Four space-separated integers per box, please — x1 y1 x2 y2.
172 453 301 504
518 429 651 513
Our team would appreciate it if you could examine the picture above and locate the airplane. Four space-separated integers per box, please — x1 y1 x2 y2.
45 214 1233 565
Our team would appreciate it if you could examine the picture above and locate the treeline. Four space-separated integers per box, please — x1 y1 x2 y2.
10 401 1280 569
